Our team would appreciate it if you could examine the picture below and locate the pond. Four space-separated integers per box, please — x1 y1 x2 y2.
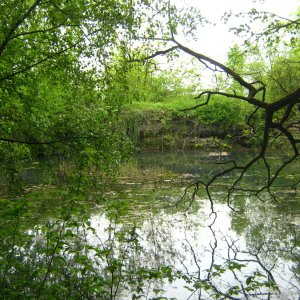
0 150 299 299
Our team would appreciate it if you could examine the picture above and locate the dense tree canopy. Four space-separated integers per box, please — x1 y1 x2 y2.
0 0 142 186
0 0 299 298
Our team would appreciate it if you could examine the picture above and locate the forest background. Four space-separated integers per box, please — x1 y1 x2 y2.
0 0 299 298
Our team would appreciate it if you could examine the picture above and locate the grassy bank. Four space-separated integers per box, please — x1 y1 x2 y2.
120 95 259 151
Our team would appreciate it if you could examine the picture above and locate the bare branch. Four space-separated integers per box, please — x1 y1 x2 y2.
173 39 259 98
182 91 268 111
128 46 178 63
270 88 300 112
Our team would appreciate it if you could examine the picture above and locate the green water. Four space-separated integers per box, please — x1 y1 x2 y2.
0 150 299 299
100 151 300 299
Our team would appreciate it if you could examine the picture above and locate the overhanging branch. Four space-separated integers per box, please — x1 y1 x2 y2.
128 46 178 63
173 39 259 98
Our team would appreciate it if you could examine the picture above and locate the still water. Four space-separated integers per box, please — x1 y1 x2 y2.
1 150 299 299
88 151 300 299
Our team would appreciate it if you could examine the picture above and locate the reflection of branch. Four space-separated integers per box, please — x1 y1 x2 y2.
176 182 199 211
225 238 280 297
249 249 278 289
185 226 282 299
184 232 201 278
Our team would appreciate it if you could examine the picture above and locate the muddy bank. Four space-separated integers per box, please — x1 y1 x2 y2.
121 109 249 151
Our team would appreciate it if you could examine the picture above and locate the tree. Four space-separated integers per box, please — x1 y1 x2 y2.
0 1 299 298
0 0 145 186
129 2 300 209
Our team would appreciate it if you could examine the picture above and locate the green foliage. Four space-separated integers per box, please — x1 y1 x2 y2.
0 189 281 300
195 96 246 129
0 0 143 188
105 55 193 106
0 189 178 299
0 0 299 298
0 59 132 193
223 44 247 95
265 41 300 101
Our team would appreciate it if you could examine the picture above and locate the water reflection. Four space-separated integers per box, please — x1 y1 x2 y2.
88 201 299 298
0 151 299 299
76 151 298 299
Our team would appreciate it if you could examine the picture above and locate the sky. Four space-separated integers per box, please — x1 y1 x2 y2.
173 0 299 62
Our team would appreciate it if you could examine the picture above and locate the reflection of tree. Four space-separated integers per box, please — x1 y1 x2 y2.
121 206 298 299
179 229 288 298
230 196 300 296
95 170 300 299
1 159 299 299
1 196 299 299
